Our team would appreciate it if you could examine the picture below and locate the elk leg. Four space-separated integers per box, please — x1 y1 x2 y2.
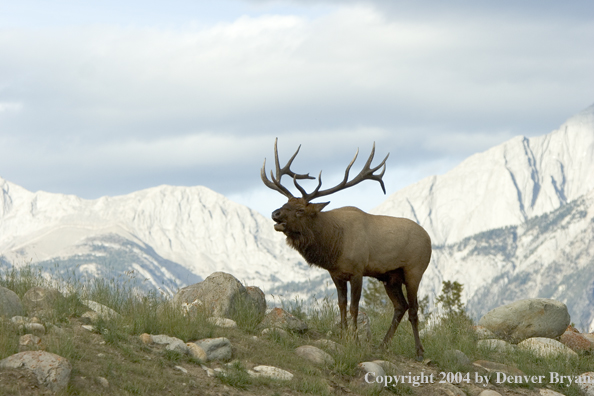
331 275 348 330
349 275 363 330
404 279 424 361
381 278 408 347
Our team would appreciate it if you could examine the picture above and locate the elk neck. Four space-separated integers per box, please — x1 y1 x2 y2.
286 211 343 271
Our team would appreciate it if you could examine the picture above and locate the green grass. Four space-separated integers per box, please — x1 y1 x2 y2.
2 264 594 396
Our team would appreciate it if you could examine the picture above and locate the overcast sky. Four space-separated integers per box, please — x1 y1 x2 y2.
1 0 593 216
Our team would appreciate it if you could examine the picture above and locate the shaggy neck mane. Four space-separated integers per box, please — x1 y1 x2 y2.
286 213 343 270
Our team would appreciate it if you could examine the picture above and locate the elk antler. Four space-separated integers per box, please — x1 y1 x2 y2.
294 142 390 203
261 138 315 198
261 139 390 203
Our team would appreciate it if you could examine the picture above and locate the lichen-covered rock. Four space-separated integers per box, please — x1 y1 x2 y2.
576 372 594 396
559 330 593 352
259 308 308 332
517 337 578 358
193 337 232 362
0 351 72 392
81 300 121 321
21 287 64 318
478 298 570 343
173 272 250 319
248 365 293 380
295 345 334 366
0 286 24 318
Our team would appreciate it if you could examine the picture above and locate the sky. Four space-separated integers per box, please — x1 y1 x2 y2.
1 0 594 216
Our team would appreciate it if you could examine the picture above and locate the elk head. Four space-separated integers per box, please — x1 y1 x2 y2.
261 138 390 234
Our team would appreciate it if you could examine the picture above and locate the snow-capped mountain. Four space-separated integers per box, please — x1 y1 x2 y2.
0 180 317 294
373 104 594 246
371 103 594 331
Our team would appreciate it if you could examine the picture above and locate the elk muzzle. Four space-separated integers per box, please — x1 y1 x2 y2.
271 209 286 232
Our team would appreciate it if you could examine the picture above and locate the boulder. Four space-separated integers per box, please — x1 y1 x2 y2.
517 337 578 358
295 345 335 366
245 286 267 319
477 339 515 353
81 300 121 321
358 361 385 382
312 339 345 354
576 372 594 396
478 298 570 343
0 286 24 318
259 308 308 332
0 351 72 392
193 337 232 362
173 272 251 319
559 330 593 352
21 286 64 318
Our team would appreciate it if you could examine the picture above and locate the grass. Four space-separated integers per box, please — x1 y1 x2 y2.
1 264 594 396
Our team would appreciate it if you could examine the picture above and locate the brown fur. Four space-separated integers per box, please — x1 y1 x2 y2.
272 197 431 360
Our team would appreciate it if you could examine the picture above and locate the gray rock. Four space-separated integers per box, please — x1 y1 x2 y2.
193 337 232 362
24 323 46 337
97 376 109 389
261 327 289 337
259 308 308 332
444 349 472 366
473 325 496 340
245 286 267 319
478 298 570 343
358 361 386 381
477 339 515 353
247 365 293 380
19 334 42 351
312 339 345 354
81 300 121 321
517 337 578 358
0 351 72 392
166 339 189 354
152 334 184 345
539 389 568 396
21 287 64 318
0 286 24 318
295 345 335 366
207 317 237 328
173 272 251 319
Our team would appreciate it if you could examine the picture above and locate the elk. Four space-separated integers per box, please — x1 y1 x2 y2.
261 139 432 360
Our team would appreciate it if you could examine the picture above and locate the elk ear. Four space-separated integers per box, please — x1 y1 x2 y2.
310 202 330 212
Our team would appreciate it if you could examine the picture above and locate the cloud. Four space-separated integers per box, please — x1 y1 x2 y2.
0 2 593 212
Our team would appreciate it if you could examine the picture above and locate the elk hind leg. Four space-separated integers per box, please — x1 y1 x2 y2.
404 276 424 361
381 275 408 347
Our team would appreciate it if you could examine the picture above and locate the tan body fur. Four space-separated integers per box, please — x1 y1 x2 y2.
273 198 432 359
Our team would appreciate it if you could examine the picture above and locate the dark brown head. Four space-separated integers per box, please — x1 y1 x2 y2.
271 198 329 236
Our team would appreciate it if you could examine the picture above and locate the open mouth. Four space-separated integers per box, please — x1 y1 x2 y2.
273 222 286 232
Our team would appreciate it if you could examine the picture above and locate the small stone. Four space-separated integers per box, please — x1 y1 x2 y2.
539 389 568 396
97 353 105 357
261 327 288 337
248 365 293 380
81 325 96 332
24 323 45 337
207 317 238 328
174 365 188 374
295 345 335 366
139 333 153 344
479 391 502 396
358 362 386 382
19 334 41 350
97 377 109 388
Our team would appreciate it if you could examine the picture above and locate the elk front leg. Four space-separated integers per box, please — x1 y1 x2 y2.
349 275 363 330
331 275 348 330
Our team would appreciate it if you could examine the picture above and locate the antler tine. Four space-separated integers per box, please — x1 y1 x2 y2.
261 138 314 199
301 142 390 202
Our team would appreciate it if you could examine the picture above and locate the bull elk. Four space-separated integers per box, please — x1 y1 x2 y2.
261 139 432 359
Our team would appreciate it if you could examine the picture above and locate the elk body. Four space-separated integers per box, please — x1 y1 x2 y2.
261 139 432 360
